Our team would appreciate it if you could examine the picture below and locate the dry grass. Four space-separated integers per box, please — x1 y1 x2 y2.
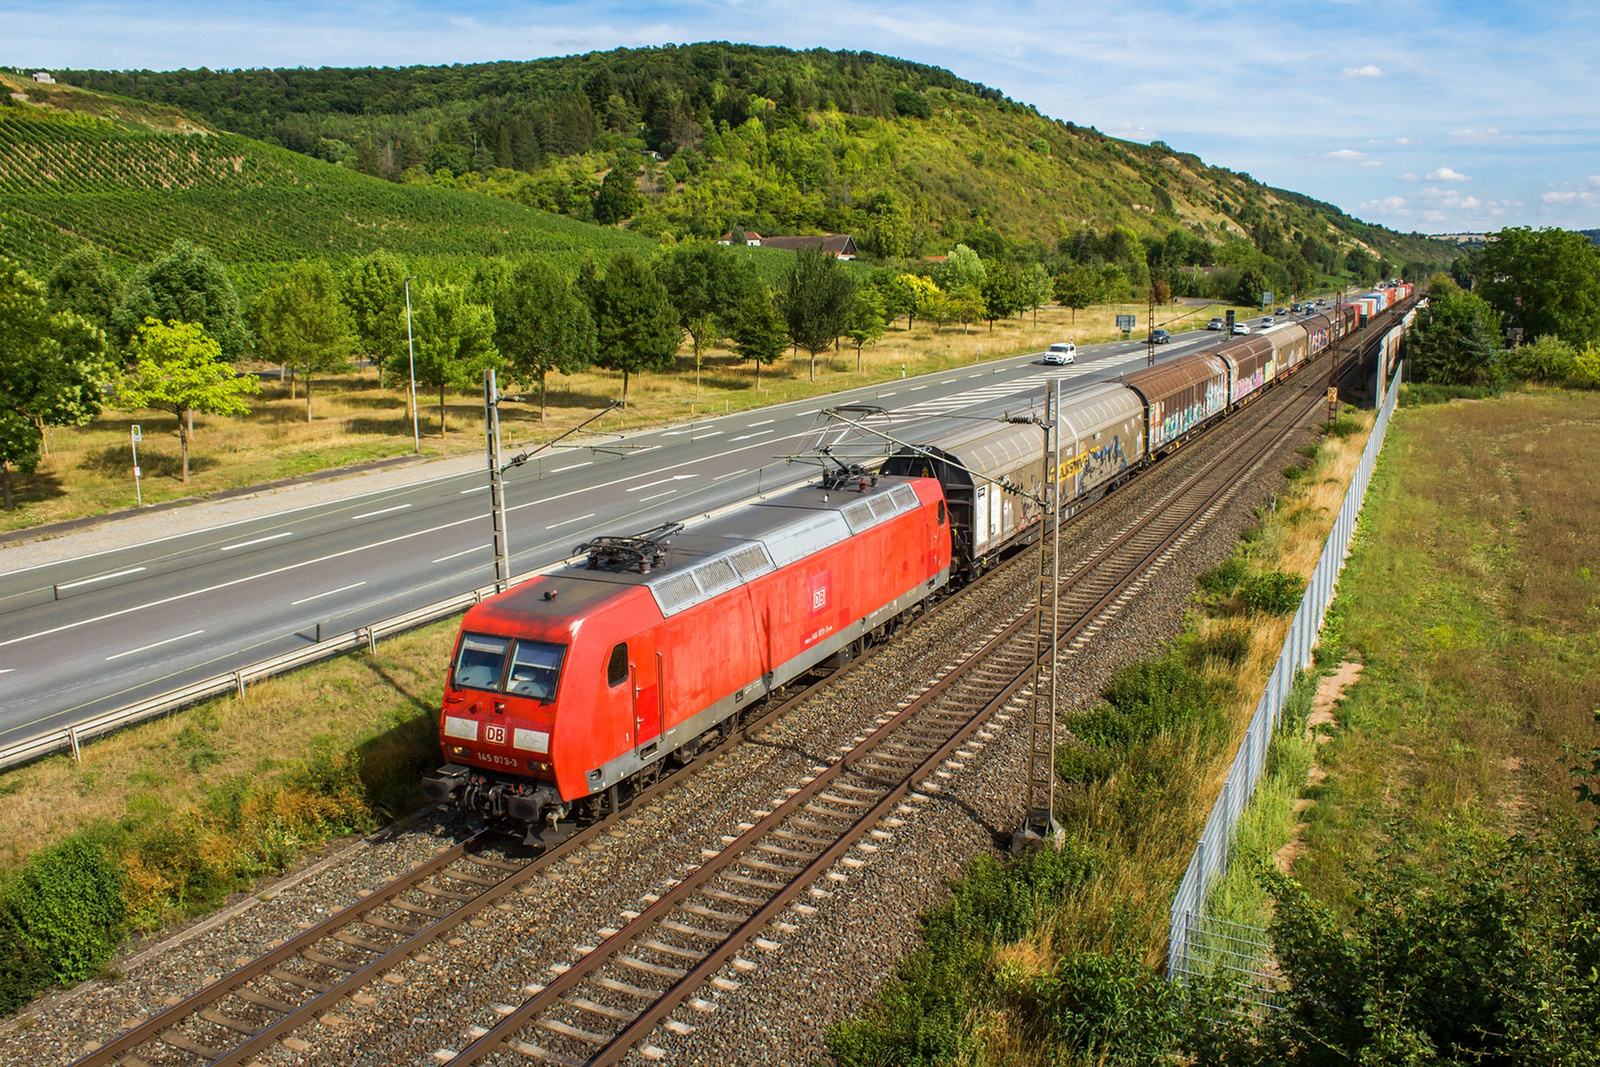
2 300 1254 532
0 617 454 876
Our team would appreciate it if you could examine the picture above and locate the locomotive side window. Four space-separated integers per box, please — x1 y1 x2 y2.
507 640 566 702
454 633 510 692
937 500 947 525
607 643 629 687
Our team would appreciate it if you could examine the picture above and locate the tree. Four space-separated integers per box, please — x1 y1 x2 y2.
845 288 887 371
582 251 680 409
0 259 110 507
949 283 986 334
875 272 919 330
254 261 355 422
593 164 642 225
656 242 753 396
980 260 1025 330
1054 265 1097 327
1476 227 1600 348
728 284 789 388
492 258 596 420
343 252 409 384
390 284 499 435
47 246 122 336
1097 264 1130 305
1406 283 1504 386
113 241 251 359
1021 263 1052 326
1503 334 1578 383
121 319 259 483
1235 265 1270 307
780 247 857 382
934 244 986 292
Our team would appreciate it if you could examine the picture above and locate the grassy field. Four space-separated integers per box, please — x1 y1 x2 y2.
1 299 1256 532
1285 389 1600 900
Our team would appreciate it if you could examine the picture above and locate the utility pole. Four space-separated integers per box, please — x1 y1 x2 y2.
484 369 511 593
404 276 420 454
1015 377 1065 852
1146 286 1157 368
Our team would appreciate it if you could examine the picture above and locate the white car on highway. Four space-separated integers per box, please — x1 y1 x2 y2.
1042 342 1077 365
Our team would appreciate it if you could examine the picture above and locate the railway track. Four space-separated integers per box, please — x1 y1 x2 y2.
75 341 1347 1067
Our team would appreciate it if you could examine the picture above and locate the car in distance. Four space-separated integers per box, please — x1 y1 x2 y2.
1207 317 1225 331
1231 322 1251 335
1042 342 1077 365
1276 306 1290 316
1260 316 1276 327
1150 329 1171 344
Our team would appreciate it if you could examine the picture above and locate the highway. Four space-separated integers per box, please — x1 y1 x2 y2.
0 324 1242 745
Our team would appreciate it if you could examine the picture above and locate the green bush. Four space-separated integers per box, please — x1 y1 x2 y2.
1189 623 1251 668
1036 952 1180 1062
1197 556 1248 595
1240 570 1306 615
0 834 126 1011
1504 334 1578 382
1399 381 1503 407
1075 657 1225 750
1323 414 1362 438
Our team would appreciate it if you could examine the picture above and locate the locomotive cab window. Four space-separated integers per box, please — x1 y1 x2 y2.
507 640 565 702
937 500 946 525
453 634 510 692
606 643 629 687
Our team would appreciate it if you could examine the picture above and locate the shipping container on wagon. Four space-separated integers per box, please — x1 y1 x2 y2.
882 418 1047 571
1264 320 1311 376
1120 353 1230 453
428 476 953 831
1054 380 1146 506
1214 334 1276 405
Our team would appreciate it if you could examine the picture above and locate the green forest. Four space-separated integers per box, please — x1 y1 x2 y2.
50 45 1454 292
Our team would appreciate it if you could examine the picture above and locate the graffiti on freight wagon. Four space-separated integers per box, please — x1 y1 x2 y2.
1061 436 1130 485
1149 380 1228 448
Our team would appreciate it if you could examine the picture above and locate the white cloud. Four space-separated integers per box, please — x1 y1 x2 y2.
1400 173 1420 182
1423 210 1448 223
1422 188 1482 211
1542 190 1595 204
1590 175 1600 187
1323 149 1372 162
1360 195 1410 215
1427 167 1471 182
1451 127 1499 137
1342 64 1383 77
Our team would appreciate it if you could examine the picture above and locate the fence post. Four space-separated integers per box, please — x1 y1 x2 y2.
234 671 245 699
68 726 82 763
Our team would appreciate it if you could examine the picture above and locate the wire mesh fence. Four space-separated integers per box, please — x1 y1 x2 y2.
1167 347 1407 986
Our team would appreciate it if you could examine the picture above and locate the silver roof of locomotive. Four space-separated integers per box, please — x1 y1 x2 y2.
552 477 925 617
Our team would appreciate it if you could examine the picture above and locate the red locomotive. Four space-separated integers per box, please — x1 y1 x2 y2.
423 475 951 841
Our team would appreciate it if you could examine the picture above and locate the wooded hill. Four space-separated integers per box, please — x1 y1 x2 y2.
56 45 1454 275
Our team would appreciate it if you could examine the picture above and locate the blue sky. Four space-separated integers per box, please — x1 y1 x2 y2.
7 0 1596 235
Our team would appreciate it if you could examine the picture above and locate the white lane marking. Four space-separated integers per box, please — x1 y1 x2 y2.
634 445 663 455
0 669 13 674
627 475 695 493
730 430 773 442
433 545 489 563
291 581 368 607
545 513 595 529
747 419 775 427
713 469 748 481
691 430 724 440
550 461 593 473
639 489 678 502
221 531 294 551
879 391 896 397
459 485 489 495
106 630 205 662
660 430 690 436
909 385 928 391
967 373 982 378
55 567 147 591
350 504 412 521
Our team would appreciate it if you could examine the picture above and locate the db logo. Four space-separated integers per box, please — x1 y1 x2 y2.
812 587 827 610
484 724 506 745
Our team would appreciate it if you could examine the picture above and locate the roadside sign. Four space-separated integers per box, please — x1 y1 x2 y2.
133 466 141 478
131 425 142 443
1115 314 1136 330
1263 290 1275 307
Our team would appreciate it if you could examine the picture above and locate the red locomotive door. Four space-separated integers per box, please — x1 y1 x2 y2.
633 648 664 746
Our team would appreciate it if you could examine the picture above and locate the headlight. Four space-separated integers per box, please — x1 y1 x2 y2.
450 745 469 758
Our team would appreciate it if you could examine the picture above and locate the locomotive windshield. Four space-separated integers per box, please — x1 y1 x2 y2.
453 633 510 692
452 634 567 701
507 640 565 702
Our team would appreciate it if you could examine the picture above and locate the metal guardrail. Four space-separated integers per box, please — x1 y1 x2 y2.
1167 345 1406 982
